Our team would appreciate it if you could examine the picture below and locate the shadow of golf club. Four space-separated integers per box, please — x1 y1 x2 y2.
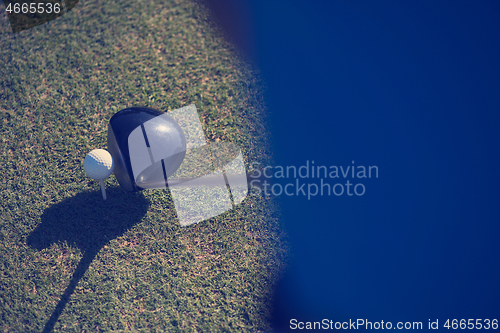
27 187 149 333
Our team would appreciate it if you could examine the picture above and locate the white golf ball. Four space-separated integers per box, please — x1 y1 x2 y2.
84 149 114 180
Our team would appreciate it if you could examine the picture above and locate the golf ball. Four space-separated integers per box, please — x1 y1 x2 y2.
84 149 114 180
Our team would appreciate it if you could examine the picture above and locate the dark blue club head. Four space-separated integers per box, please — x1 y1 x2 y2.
107 107 187 192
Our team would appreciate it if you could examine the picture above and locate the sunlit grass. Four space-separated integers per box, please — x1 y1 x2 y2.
0 0 288 331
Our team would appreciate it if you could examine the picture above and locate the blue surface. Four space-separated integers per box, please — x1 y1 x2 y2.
233 1 500 331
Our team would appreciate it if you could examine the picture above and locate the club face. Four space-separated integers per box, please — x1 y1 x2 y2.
107 107 187 192
107 122 135 191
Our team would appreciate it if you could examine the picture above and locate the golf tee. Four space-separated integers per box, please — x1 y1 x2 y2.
100 179 107 200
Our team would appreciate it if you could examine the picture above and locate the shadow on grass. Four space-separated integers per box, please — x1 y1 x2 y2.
27 187 150 333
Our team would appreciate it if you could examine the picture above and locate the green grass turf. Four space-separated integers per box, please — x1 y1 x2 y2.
0 0 289 331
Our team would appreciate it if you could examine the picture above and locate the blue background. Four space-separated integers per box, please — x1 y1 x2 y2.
208 1 500 331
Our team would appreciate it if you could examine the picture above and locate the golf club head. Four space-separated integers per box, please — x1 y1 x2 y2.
107 107 187 192
107 104 249 226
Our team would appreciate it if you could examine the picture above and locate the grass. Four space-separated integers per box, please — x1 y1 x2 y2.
0 0 288 331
